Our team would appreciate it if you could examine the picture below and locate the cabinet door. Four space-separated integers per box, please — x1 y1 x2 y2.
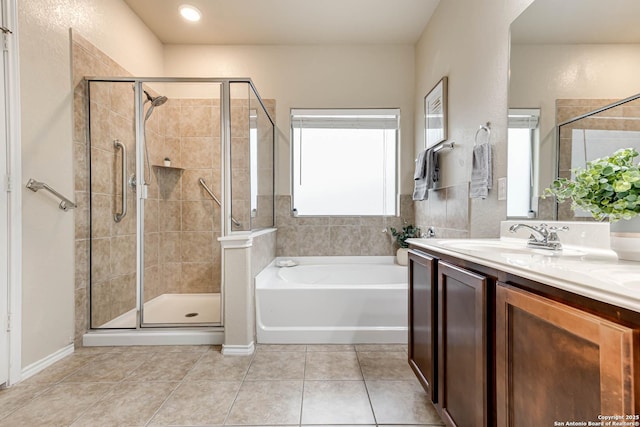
496 283 639 427
408 249 437 402
438 261 487 427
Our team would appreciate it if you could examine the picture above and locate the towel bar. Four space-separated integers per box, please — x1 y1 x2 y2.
26 178 76 211
434 141 454 153
416 141 454 161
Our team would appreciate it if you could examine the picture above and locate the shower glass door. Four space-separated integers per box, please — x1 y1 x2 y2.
88 80 138 329
140 81 223 327
88 78 225 328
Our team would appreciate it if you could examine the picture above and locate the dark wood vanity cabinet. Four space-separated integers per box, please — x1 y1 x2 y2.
496 283 639 426
438 261 489 427
408 250 438 401
408 244 640 427
408 250 490 426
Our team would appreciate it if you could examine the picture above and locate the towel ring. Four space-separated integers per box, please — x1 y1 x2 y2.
474 122 491 146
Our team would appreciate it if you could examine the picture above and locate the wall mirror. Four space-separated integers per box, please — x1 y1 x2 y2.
507 0 640 220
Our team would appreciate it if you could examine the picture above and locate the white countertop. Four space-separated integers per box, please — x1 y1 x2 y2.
407 237 640 313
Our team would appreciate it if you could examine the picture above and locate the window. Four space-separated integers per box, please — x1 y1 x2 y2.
291 108 399 216
507 108 539 217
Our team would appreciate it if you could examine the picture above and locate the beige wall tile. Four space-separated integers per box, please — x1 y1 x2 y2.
90 193 112 239
181 137 214 169
328 226 363 256
182 200 213 231
144 199 159 233
111 235 136 277
181 262 214 293
181 232 213 263
144 232 159 268
90 238 110 284
180 106 213 137
160 200 182 231
161 263 182 294
90 147 112 194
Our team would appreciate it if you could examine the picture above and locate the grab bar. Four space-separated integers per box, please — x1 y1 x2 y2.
114 139 127 222
26 178 76 211
198 177 242 227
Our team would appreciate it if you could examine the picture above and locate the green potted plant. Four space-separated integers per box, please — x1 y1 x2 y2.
545 147 640 260
390 224 421 265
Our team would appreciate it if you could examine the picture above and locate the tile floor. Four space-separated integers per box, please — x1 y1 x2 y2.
0 344 444 426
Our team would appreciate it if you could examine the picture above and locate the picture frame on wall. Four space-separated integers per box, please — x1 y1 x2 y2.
424 76 448 148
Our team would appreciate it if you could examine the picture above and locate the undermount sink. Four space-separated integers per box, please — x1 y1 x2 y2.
585 268 640 288
436 239 587 257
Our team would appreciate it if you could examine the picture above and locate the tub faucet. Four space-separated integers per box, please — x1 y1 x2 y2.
422 226 436 238
508 223 569 251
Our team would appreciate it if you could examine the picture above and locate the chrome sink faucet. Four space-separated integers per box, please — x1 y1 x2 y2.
508 223 569 251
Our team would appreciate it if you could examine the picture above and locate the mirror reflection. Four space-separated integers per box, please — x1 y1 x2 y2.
508 0 640 220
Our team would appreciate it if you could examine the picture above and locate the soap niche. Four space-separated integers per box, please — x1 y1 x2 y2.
153 165 183 200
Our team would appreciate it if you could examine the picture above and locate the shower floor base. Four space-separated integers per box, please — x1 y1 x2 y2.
99 293 221 328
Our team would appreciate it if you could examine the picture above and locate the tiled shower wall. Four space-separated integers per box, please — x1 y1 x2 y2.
275 195 415 256
72 33 136 340
143 97 223 302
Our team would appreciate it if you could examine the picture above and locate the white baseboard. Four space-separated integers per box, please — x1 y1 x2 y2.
222 341 255 356
83 329 224 347
21 344 74 381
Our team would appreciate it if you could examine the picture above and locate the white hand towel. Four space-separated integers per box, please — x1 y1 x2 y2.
470 142 492 199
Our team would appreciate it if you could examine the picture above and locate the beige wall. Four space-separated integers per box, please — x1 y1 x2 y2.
163 44 417 196
413 0 534 238
18 0 162 367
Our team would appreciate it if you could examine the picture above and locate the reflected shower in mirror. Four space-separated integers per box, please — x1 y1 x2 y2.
508 0 640 220
556 94 640 220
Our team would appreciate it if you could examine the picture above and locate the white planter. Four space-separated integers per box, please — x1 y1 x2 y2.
610 217 640 262
396 248 409 266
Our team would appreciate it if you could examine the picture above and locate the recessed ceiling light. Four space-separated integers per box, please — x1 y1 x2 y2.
179 4 201 22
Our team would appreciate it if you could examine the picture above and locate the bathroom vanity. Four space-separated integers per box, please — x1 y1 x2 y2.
407 224 640 427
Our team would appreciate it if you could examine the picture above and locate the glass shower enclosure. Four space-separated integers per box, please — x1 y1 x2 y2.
86 78 274 329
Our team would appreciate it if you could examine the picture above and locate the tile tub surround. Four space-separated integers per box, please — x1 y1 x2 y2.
0 345 444 426
414 183 470 239
275 195 415 257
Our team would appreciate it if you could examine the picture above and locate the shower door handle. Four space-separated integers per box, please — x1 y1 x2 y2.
114 139 127 222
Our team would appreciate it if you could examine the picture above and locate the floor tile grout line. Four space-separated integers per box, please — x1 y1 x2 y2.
142 346 214 426
0 350 111 424
70 348 160 426
356 350 379 426
299 347 310 425
221 345 259 426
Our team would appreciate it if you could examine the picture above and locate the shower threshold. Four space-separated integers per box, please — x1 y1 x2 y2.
83 293 223 347
100 293 221 327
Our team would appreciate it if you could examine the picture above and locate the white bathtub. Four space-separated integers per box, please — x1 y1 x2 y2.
255 256 408 344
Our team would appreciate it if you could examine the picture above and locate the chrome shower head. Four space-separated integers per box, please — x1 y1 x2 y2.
143 89 168 107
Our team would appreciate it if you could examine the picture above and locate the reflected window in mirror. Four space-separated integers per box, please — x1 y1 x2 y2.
250 109 258 217
507 109 540 218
